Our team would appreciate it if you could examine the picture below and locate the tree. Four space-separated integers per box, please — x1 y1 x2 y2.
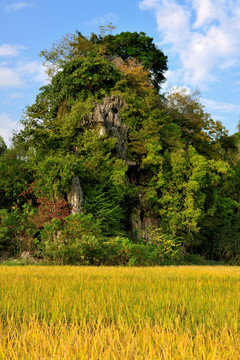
0 148 33 209
164 88 233 159
0 136 7 156
97 31 168 91
40 30 168 91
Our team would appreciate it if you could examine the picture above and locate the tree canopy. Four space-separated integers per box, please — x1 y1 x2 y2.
40 30 168 91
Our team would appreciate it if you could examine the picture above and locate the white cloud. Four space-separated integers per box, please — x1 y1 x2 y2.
192 0 220 28
0 44 25 57
139 0 161 9
0 56 47 89
5 2 32 12
0 67 23 88
166 85 192 96
84 12 118 27
16 60 47 83
2 92 23 104
0 113 20 145
139 0 240 86
202 98 240 113
200 97 240 133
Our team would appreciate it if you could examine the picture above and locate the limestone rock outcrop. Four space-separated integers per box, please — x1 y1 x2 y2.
129 187 160 235
67 176 84 214
82 96 128 159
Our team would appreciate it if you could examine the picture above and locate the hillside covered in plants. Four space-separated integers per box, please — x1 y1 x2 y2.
1 27 240 265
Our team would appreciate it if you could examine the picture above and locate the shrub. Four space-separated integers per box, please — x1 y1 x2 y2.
128 243 155 266
39 213 103 264
146 228 183 263
0 209 20 255
101 237 131 265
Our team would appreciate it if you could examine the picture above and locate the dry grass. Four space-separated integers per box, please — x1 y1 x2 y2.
0 266 239 359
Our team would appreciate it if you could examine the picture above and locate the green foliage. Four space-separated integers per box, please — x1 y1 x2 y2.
99 31 168 91
156 146 233 245
0 149 33 209
40 213 102 265
0 209 19 253
0 136 7 156
39 217 183 265
50 55 121 109
0 203 39 257
84 187 126 236
165 89 231 157
40 29 168 92
40 32 97 79
101 237 132 265
33 154 81 198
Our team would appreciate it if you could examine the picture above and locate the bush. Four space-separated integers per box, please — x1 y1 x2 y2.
101 237 131 265
0 209 20 255
39 215 184 266
146 228 183 263
127 243 156 266
39 213 103 264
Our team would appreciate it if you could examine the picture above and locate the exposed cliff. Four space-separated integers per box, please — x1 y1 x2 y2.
82 96 128 160
67 176 84 214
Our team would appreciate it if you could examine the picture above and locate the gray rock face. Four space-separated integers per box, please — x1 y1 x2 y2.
130 207 159 235
67 176 84 214
127 167 160 235
129 187 160 236
20 251 36 263
82 96 128 159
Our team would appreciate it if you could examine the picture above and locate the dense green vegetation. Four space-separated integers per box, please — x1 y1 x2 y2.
1 27 240 264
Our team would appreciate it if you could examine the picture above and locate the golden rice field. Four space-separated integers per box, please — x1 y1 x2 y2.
0 266 240 359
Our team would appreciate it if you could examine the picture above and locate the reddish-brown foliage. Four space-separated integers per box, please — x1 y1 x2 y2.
32 197 70 229
19 182 70 228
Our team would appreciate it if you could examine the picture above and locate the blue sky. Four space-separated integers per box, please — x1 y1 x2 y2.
1 0 240 145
